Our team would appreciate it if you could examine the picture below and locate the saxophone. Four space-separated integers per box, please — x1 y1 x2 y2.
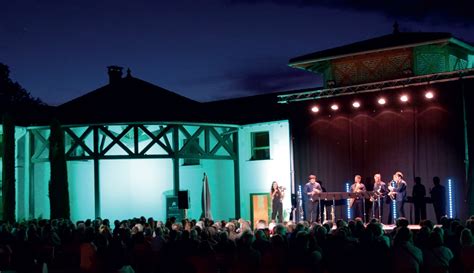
388 180 397 200
349 183 362 208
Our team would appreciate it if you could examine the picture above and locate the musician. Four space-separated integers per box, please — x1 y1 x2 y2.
372 173 387 222
304 174 322 223
388 171 407 224
350 175 366 219
270 181 284 223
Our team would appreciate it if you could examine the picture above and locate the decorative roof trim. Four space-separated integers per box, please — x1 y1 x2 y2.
289 38 451 68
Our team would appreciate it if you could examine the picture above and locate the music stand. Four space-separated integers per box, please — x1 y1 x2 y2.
313 192 350 223
313 192 329 223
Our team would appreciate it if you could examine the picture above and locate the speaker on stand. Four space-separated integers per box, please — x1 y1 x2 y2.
178 190 189 219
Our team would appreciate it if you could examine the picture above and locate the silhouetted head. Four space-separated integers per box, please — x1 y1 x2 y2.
414 177 421 184
460 228 473 247
394 226 412 244
433 176 441 185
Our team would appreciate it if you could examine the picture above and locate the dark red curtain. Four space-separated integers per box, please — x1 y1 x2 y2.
289 80 469 220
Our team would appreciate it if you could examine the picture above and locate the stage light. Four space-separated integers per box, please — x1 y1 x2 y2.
378 98 386 105
345 182 351 220
331 104 339 111
352 101 361 108
448 179 454 218
391 181 397 224
311 106 319 113
298 185 304 221
400 94 409 102
425 91 434 99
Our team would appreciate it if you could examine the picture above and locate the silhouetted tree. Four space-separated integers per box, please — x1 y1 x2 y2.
0 63 43 113
2 113 15 223
49 119 70 219
1 63 45 221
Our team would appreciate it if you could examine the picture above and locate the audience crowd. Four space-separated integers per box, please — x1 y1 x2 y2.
0 215 473 273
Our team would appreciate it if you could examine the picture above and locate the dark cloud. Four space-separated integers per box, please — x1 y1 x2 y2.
229 0 474 26
228 66 322 97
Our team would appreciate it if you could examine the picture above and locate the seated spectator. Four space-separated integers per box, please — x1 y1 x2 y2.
422 227 453 273
391 227 423 273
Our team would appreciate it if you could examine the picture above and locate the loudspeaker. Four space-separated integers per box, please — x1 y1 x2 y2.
178 190 189 209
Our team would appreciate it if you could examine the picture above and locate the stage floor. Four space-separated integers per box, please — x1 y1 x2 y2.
381 224 441 232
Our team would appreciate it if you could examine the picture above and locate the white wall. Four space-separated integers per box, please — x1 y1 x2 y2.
99 158 174 221
238 120 292 221
179 159 235 221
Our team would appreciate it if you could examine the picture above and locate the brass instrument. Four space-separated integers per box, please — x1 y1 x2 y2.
388 181 397 200
349 183 363 208
370 187 382 202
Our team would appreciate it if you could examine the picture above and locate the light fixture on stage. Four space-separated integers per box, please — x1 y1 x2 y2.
345 182 351 220
352 101 361 108
448 179 454 218
425 91 434 99
331 104 339 111
378 98 386 105
400 94 409 102
311 106 320 113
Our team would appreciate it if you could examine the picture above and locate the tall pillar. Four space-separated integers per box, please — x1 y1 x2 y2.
173 125 180 195
233 131 240 219
93 126 101 218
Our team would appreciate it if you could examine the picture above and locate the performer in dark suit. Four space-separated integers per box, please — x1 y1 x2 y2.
371 173 387 223
304 174 322 223
388 171 407 224
350 175 366 219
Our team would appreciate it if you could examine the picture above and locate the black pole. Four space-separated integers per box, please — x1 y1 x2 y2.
233 131 240 219
93 126 100 218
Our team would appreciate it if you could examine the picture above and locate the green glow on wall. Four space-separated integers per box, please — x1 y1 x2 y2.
99 159 173 221
238 120 292 221
179 159 235 220
68 161 94 222
33 162 50 219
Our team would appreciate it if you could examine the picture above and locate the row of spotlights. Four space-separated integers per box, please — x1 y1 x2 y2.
311 91 435 113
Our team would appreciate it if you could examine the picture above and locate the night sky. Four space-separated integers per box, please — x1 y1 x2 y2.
2 0 473 106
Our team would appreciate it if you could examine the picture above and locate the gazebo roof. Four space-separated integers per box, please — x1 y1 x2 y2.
289 31 474 68
57 73 202 124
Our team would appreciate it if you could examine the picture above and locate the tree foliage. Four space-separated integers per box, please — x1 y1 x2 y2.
0 63 44 114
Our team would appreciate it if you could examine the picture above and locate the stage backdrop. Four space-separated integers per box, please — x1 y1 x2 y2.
289 80 470 221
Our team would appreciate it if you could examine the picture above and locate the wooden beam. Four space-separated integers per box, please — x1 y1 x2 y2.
64 127 94 157
178 126 206 156
138 125 173 155
99 125 134 156
30 129 49 161
209 128 236 158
